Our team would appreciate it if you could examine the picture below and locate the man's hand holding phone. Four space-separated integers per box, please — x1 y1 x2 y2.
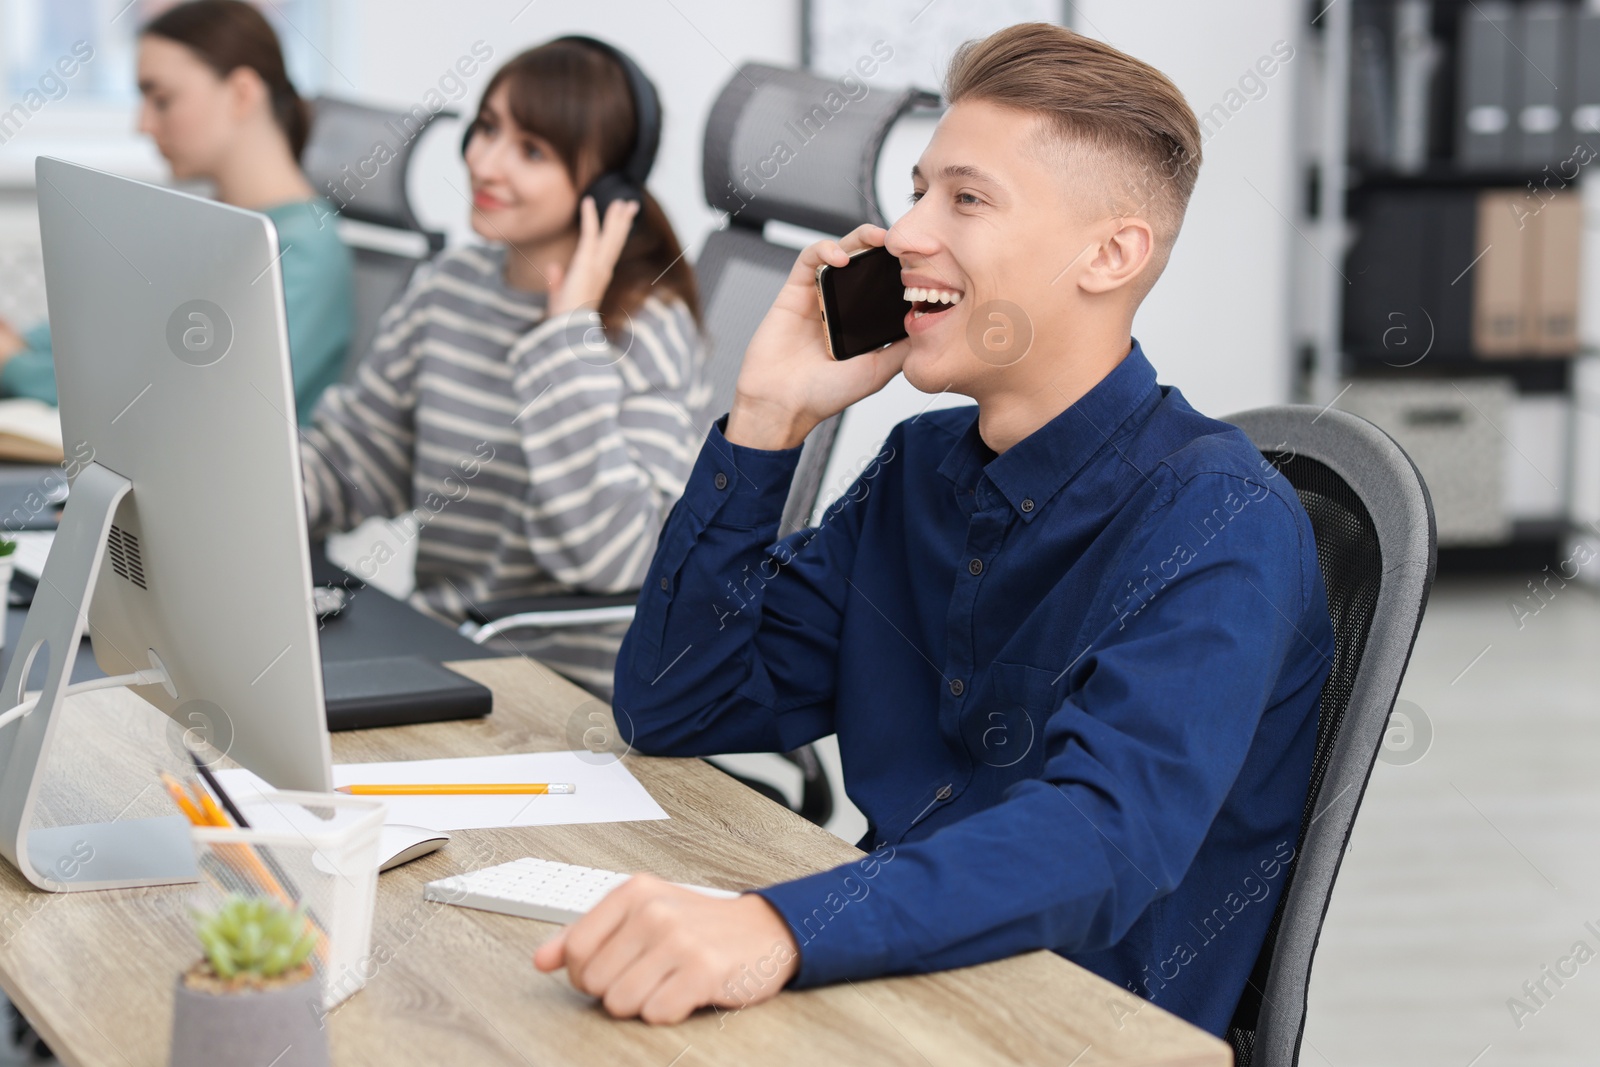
725 224 908 452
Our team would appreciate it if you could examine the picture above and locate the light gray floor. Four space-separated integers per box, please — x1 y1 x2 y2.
1303 574 1600 1066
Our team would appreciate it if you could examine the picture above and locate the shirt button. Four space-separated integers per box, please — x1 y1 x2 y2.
935 784 953 801
968 558 983 576
659 576 670 591
714 471 729 490
949 678 965 697
1020 498 1035 513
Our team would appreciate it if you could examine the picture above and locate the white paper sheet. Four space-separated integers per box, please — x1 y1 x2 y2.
214 751 669 832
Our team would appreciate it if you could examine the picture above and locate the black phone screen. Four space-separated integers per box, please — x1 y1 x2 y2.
818 245 910 359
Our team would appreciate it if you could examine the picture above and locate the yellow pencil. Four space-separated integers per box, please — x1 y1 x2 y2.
333 783 577 796
159 772 209 825
190 781 232 828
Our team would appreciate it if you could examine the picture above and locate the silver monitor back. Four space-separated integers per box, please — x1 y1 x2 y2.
35 156 332 794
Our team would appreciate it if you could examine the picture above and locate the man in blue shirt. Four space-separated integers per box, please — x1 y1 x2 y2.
533 23 1333 1035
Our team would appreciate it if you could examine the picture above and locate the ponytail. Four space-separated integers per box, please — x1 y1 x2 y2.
271 83 312 161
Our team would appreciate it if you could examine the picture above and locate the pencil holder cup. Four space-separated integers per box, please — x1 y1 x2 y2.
186 790 385 1011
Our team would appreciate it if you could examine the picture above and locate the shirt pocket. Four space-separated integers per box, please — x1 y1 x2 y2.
965 661 1064 774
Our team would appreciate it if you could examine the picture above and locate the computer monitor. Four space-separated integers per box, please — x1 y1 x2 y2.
0 158 333 892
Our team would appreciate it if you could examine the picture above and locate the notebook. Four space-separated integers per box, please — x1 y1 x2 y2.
321 655 493 731
0 399 64 464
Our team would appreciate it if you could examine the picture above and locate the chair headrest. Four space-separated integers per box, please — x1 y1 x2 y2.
702 64 939 235
302 96 455 233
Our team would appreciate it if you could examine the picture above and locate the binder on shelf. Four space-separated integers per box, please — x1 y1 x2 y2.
1342 190 1474 361
1527 191 1580 354
1392 0 1442 173
1515 1 1570 167
1457 1 1518 169
1472 190 1526 357
1344 194 1424 357
1428 192 1477 358
1575 6 1600 141
1350 4 1396 168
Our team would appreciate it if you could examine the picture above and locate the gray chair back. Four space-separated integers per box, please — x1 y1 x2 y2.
696 63 938 534
1221 405 1437 1067
302 96 452 378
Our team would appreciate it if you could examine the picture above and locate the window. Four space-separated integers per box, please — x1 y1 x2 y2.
1 0 332 108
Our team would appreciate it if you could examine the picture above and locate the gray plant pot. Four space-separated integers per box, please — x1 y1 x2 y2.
169 971 330 1067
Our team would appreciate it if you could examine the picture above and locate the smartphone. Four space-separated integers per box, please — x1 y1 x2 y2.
815 245 910 360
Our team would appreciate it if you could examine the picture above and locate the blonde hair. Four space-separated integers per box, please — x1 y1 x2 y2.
945 22 1202 299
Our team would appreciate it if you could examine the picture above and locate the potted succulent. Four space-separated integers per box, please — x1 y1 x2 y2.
169 894 329 1067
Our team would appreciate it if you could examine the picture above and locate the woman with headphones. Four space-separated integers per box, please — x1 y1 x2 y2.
300 37 709 700
0 0 352 423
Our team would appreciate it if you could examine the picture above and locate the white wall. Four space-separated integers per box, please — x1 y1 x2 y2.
1071 1 1300 417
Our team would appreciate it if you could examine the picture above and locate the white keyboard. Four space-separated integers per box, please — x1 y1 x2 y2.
423 856 741 924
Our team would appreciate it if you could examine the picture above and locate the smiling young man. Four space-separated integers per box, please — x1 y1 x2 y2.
532 22 1334 1035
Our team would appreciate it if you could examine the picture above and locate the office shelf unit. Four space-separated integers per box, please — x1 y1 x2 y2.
1291 0 1598 571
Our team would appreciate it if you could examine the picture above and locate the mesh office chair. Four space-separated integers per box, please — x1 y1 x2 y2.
1219 405 1437 1066
301 96 452 376
466 64 938 826
700 64 940 537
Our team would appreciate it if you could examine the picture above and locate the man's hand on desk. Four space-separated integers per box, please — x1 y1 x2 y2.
533 874 801 1024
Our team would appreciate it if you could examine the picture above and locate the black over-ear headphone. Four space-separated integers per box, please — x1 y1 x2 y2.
461 35 662 218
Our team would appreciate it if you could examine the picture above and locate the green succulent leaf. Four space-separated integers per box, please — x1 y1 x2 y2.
191 893 318 979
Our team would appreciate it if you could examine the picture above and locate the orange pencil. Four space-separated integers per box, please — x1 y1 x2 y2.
159 772 209 825
190 781 232 828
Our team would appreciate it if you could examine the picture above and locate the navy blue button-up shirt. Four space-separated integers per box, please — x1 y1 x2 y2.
615 339 1333 1035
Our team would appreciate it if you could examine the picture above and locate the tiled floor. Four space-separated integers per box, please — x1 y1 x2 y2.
1303 575 1600 1066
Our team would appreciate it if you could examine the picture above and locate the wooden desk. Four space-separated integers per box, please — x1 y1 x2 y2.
0 657 1230 1066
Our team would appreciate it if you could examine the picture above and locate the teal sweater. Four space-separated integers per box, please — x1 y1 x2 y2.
1 198 353 424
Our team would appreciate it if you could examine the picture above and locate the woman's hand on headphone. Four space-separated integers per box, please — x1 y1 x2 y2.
725 224 909 452
547 195 640 319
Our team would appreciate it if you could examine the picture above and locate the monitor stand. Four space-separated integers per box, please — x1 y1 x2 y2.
0 462 198 892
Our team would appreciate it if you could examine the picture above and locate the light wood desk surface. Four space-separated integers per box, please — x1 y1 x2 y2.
0 657 1230 1066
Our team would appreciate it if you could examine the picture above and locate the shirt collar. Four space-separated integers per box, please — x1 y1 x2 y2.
936 338 1160 521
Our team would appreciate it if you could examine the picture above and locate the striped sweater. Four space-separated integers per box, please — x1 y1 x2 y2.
301 244 711 698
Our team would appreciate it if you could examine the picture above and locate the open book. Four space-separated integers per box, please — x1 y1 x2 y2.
0 399 64 464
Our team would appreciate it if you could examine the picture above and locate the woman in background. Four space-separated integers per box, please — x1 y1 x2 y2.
300 39 708 700
0 0 350 424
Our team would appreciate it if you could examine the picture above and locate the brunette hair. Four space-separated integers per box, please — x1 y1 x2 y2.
945 22 1202 296
473 40 702 333
143 0 310 160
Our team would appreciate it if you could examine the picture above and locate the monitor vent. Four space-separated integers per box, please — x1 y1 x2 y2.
106 525 147 590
